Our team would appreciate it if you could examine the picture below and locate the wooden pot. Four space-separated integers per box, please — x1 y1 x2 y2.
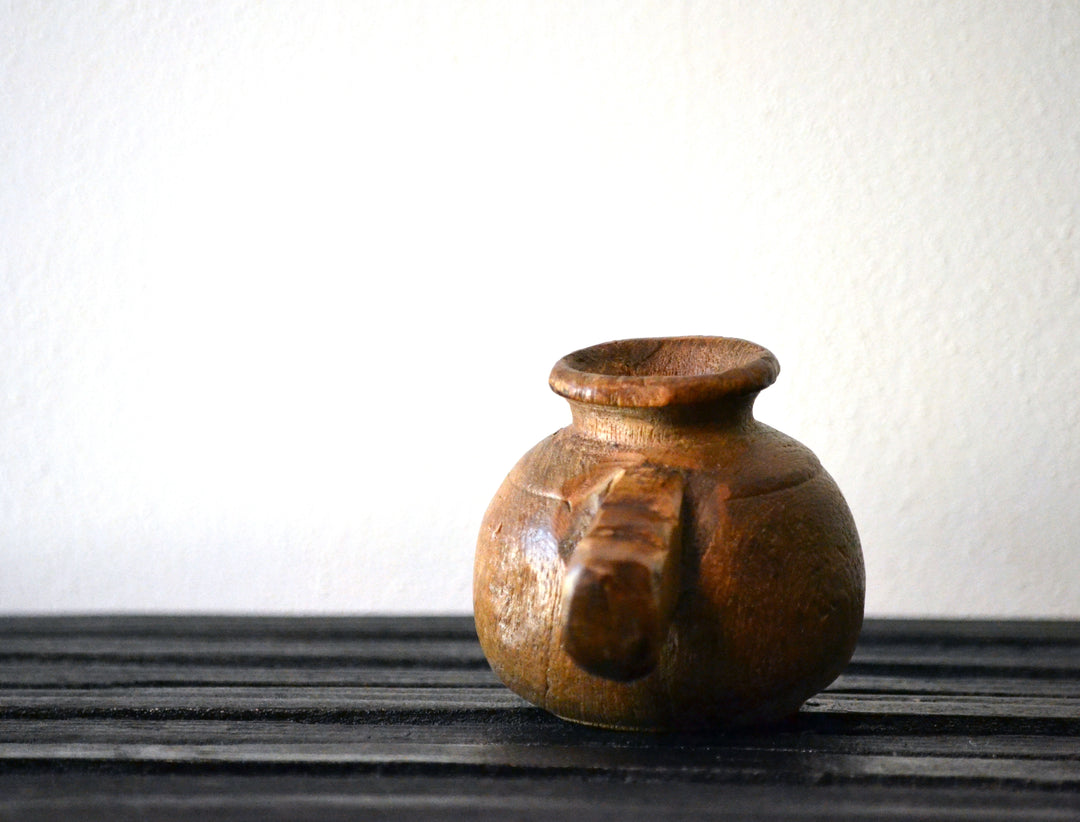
473 336 864 730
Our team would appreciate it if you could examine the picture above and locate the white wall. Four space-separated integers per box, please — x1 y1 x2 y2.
2 1 1078 616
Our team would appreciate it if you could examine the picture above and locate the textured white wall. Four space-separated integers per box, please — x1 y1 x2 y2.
2 1 1078 616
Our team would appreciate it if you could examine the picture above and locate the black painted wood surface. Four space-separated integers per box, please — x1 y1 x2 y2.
0 616 1077 820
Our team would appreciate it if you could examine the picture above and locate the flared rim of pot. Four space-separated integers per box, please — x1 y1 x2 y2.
549 336 780 408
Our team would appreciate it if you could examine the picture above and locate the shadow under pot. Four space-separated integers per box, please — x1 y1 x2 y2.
473 336 865 730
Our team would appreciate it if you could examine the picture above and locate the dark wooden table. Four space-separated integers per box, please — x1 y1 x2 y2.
0 616 1077 820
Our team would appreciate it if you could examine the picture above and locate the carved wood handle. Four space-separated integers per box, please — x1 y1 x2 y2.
560 464 685 682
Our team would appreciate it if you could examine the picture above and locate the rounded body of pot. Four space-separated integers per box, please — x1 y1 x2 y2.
473 338 865 730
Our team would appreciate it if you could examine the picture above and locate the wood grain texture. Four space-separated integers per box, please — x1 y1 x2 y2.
0 616 1077 820
476 335 864 730
561 464 685 681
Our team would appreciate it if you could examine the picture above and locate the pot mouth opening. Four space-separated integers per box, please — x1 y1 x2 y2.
549 336 780 407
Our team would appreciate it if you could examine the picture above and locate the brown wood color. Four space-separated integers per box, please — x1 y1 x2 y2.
0 615 1077 820
474 337 865 729
561 463 685 682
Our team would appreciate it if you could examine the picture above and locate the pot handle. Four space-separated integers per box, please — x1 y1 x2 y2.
560 464 685 682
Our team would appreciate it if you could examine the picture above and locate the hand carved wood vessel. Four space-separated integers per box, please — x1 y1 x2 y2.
474 336 865 730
